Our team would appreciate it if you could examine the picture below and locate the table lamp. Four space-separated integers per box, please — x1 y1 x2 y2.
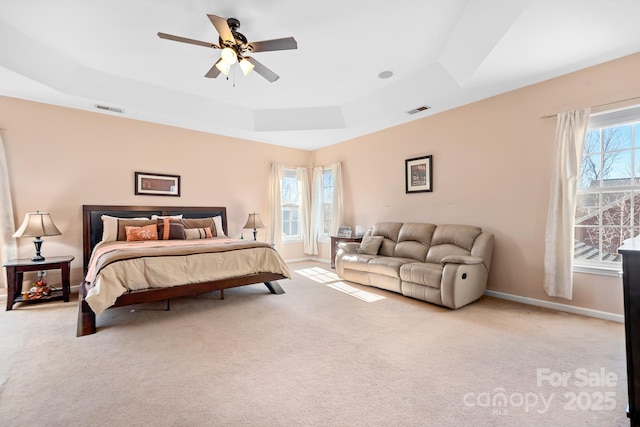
243 212 265 241
13 211 61 262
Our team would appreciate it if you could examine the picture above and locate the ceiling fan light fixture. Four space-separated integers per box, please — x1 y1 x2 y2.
240 58 255 76
220 47 237 64
215 60 231 75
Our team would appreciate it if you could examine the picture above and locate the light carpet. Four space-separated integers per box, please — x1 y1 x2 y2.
0 262 628 426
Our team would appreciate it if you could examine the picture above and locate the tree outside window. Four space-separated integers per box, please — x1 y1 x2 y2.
575 122 640 266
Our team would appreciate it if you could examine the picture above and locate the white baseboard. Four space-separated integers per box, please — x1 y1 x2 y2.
485 290 624 323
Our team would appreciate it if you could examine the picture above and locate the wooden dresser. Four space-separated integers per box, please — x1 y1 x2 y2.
618 238 640 426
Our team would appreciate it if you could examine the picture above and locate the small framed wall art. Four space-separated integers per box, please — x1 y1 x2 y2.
405 155 433 193
135 171 181 197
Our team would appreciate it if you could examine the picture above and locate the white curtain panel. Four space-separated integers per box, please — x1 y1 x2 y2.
543 108 590 299
268 163 284 251
297 167 313 254
330 162 343 236
307 167 323 255
0 133 17 288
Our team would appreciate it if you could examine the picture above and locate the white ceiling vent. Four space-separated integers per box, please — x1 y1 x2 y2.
407 105 431 115
95 104 124 113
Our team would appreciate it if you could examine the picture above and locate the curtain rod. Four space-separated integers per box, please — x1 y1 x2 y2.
540 95 640 119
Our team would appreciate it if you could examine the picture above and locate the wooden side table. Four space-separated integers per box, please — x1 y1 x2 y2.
330 236 363 269
3 255 74 310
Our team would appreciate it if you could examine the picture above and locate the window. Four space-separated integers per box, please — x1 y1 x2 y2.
321 168 334 238
574 106 640 270
281 168 301 240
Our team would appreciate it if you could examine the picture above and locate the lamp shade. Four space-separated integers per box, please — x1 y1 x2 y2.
13 211 61 238
220 47 238 65
215 60 231 76
13 211 61 262
239 58 255 76
243 213 265 230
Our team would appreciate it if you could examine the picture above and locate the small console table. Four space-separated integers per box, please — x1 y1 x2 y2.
3 255 74 311
330 236 363 269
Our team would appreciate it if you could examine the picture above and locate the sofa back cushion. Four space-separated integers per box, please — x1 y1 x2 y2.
394 223 436 261
426 224 482 263
371 222 403 257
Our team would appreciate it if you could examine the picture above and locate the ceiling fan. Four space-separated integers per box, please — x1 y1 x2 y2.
157 14 297 83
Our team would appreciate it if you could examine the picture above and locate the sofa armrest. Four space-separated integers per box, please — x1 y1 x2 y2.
338 242 360 254
440 262 489 309
441 255 484 265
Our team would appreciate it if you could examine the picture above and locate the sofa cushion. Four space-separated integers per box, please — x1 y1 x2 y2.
340 253 376 272
368 257 415 278
426 224 482 264
358 235 384 255
394 223 436 261
371 222 403 257
400 262 444 289
431 224 482 251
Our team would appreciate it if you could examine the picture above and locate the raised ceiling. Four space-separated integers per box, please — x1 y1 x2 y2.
1 0 640 150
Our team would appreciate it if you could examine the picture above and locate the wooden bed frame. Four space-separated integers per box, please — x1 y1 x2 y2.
77 204 286 336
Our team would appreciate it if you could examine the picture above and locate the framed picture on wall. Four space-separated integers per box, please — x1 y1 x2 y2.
135 171 181 197
405 155 433 193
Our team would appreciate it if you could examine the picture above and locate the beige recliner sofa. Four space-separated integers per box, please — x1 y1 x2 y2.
335 222 494 309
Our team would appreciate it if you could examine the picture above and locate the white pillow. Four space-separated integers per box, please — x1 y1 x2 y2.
101 215 149 242
212 216 226 237
151 214 183 219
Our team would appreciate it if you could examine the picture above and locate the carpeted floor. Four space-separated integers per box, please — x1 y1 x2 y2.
0 261 629 426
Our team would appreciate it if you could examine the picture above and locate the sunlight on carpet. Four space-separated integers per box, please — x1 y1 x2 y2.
293 267 385 303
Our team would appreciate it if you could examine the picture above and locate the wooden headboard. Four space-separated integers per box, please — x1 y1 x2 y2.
82 205 228 271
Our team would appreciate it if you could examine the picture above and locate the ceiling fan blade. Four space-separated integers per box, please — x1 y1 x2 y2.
247 57 279 82
207 14 235 45
205 58 223 78
248 37 297 53
157 32 219 49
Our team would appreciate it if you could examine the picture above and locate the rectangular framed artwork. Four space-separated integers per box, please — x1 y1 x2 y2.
405 155 433 193
336 226 352 237
135 172 181 197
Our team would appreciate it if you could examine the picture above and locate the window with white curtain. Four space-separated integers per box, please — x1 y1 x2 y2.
321 168 334 238
281 168 301 240
574 105 640 273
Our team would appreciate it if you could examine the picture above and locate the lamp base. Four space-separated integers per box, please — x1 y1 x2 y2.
252 228 258 241
32 237 45 262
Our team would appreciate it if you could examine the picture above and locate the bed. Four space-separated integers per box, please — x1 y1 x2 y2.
77 205 290 336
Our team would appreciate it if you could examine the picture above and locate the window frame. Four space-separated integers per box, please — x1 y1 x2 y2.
319 167 334 240
574 106 640 275
281 168 302 242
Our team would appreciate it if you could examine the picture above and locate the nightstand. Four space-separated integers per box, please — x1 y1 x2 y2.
3 255 74 310
330 236 363 269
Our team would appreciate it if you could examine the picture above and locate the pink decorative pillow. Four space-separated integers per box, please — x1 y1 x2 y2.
125 224 158 241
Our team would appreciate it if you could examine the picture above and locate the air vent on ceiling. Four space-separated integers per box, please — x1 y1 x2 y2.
95 104 124 114
407 105 431 115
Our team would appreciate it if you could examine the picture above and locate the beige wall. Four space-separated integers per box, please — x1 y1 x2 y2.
3 52 640 315
314 52 640 316
1 98 311 284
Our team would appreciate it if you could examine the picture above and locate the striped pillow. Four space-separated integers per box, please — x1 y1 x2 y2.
157 218 186 240
184 227 213 240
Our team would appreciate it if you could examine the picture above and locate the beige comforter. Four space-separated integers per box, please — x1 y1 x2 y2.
84 238 291 314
